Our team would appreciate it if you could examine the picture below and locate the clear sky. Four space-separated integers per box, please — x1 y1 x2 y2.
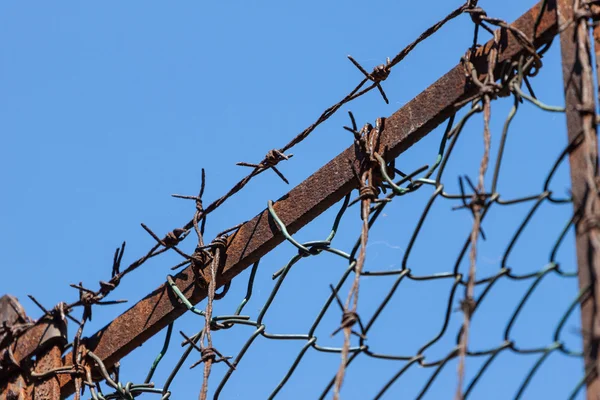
0 1 587 399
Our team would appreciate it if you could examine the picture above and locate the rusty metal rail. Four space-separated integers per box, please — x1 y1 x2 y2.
0 1 563 398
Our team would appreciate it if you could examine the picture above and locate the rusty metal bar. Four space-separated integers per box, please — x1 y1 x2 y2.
0 1 558 397
558 0 600 398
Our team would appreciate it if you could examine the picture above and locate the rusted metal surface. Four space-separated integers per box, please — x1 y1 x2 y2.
0 297 66 399
33 345 63 400
0 296 30 349
0 296 33 400
0 295 31 381
32 318 66 400
0 319 65 377
0 374 31 400
0 295 66 382
558 0 600 398
0 1 550 397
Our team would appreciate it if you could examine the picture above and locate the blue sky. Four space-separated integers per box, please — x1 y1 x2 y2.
0 1 587 399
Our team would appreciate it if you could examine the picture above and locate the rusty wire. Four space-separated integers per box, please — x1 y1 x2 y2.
133 51 587 397
4 1 597 399
132 8 586 399
7 0 484 385
456 23 501 400
85 16 590 398
20 0 481 337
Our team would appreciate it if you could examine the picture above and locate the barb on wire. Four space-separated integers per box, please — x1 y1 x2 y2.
347 56 391 104
237 149 294 184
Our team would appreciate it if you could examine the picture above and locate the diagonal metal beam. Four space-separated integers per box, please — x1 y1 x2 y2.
1 1 560 397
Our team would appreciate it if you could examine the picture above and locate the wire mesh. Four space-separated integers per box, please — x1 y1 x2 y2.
84 25 586 400
2 1 595 399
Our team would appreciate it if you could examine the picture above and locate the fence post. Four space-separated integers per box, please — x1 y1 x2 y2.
0 295 66 400
32 321 66 400
558 0 600 397
0 295 33 400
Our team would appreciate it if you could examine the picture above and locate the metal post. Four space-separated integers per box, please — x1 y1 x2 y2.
558 0 600 398
0 295 66 400
33 346 64 399
0 296 33 400
32 326 66 400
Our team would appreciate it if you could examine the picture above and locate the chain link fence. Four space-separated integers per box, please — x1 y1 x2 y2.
1 0 597 399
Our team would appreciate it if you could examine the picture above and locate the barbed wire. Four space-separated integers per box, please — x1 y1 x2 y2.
83 33 587 400
1 2 492 398
15 0 481 346
2 0 598 399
